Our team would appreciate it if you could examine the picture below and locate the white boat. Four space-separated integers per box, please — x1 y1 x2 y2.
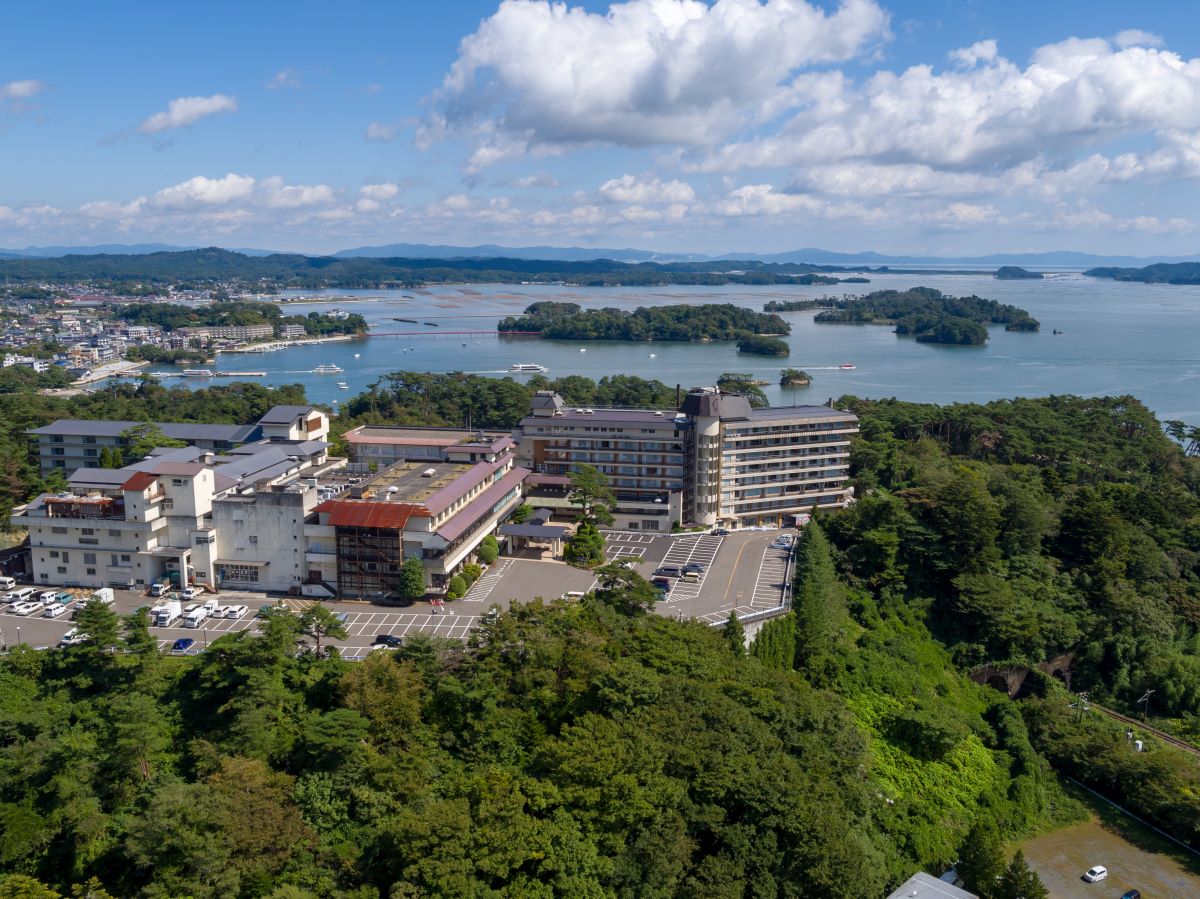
838 362 856 370
181 369 215 378
313 363 344 374
509 363 548 373
579 348 586 353
337 381 349 389
649 353 657 359
353 353 361 359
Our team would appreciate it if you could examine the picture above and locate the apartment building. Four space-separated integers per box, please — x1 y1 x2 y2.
514 391 688 532
12 440 332 590
27 404 329 475
178 324 274 342
312 448 528 597
680 388 857 528
515 388 856 530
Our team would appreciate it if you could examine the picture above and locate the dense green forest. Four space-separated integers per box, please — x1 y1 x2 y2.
1086 262 1200 284
0 247 872 289
735 334 790 356
812 287 1040 345
497 301 788 342
994 266 1043 280
112 301 367 338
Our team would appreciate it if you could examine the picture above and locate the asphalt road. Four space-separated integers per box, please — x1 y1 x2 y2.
0 529 794 656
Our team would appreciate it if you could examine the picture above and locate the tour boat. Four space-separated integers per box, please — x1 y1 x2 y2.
313 363 344 374
181 369 215 378
509 363 548 373
838 362 856 370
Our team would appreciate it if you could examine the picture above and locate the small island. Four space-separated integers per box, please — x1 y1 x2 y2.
498 301 790 342
779 368 812 387
994 266 1044 280
812 287 1039 346
1085 262 1200 284
736 334 790 356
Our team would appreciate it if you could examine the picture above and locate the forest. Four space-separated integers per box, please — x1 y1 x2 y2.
811 287 1040 346
497 301 789 342
112 301 367 338
1086 262 1200 284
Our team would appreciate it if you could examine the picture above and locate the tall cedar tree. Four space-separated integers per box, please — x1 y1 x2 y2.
793 520 838 670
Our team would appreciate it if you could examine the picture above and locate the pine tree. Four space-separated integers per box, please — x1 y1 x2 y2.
993 850 1048 899
98 446 113 468
956 820 1005 897
749 612 796 670
723 610 745 656
792 521 838 670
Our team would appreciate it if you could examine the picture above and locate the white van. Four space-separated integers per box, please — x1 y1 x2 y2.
43 603 72 619
224 604 248 620
0 576 16 591
7 587 37 604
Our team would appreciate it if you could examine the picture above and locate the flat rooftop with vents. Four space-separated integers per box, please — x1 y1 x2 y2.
354 460 474 504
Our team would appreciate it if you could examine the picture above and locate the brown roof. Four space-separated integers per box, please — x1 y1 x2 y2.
121 471 159 491
316 499 428 529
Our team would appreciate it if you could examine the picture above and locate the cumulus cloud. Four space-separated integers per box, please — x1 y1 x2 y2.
365 122 398 142
139 94 237 134
1 79 47 100
266 68 301 90
426 0 890 166
1114 29 1164 49
507 172 561 189
949 39 997 68
598 174 696 204
696 37 1200 176
151 173 256 209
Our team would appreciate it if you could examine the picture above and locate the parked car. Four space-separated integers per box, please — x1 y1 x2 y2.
711 527 730 536
38 590 58 604
181 586 201 600
0 576 16 591
171 638 195 652
1119 890 1140 899
561 590 586 601
372 634 402 648
654 566 683 579
42 603 72 618
483 604 501 625
13 600 44 616
57 627 78 648
681 562 706 575
1082 866 1107 883
224 604 248 620
680 571 701 583
149 583 169 597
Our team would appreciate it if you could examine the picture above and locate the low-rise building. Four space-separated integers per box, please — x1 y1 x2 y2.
343 424 514 466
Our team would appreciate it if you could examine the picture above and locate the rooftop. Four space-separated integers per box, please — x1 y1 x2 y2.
344 425 510 448
886 873 977 899
358 460 475 505
521 407 688 427
257 404 321 425
28 419 255 441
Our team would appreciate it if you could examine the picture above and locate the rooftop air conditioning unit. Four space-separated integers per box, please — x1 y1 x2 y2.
654 411 664 416
574 408 585 413
584 409 594 414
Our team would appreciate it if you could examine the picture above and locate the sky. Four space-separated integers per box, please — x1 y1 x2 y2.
2 0 1200 257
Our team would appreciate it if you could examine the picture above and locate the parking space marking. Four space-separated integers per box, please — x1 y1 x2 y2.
463 560 512 603
750 545 792 610
652 534 723 603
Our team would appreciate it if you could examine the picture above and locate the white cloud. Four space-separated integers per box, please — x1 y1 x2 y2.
266 68 301 90
697 37 1200 176
949 39 997 68
138 94 237 134
598 174 695 204
1 79 47 100
1114 29 1164 49
360 183 400 201
508 172 560 189
428 0 890 165
150 174 256 209
365 122 397 142
259 177 336 209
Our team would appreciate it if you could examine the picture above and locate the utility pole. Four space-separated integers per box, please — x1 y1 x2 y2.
1071 690 1090 722
1138 689 1155 722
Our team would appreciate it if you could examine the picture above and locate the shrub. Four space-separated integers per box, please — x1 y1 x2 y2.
478 535 499 565
461 563 483 586
446 575 467 600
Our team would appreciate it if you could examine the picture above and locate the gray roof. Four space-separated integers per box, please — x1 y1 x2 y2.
521 408 687 427
498 523 568 539
29 419 255 442
886 873 976 899
678 390 753 420
741 404 857 423
257 405 318 425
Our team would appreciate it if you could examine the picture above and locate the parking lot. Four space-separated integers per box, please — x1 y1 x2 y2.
0 528 794 656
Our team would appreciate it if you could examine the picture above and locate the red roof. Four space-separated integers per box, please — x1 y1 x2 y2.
121 471 159 491
316 499 427 529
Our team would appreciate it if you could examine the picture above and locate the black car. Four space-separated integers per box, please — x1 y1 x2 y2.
1120 890 1141 899
681 562 706 575
372 634 403 648
711 528 730 536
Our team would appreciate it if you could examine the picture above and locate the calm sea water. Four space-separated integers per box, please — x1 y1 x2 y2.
146 273 1200 425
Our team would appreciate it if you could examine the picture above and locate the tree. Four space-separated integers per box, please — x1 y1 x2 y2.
592 562 657 614
510 504 534 524
446 575 467 600
122 606 158 658
0 875 62 898
716 372 769 408
98 446 113 468
568 464 616 526
398 558 426 601
119 423 186 461
749 613 796 670
955 820 1005 897
993 850 1048 899
478 534 499 565
299 604 348 658
793 521 839 671
565 521 606 568
723 610 745 656
73 599 121 654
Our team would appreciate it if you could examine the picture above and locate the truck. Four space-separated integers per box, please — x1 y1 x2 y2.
151 600 182 628
182 605 210 628
90 587 115 606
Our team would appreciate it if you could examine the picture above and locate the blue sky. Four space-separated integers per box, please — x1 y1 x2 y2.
2 0 1199 255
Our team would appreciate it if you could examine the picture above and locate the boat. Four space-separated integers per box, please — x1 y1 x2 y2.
337 381 349 390
353 353 361 358
423 322 439 327
181 369 215 378
649 353 657 359
579 348 587 353
509 363 549 373
838 363 856 370
394 318 417 324
313 363 344 374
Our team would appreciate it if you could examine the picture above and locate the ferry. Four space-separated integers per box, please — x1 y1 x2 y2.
337 381 349 390
509 363 548 373
838 363 856 370
313 363 344 374
181 369 215 378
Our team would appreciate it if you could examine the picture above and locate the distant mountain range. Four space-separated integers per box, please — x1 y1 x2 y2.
1 241 1197 267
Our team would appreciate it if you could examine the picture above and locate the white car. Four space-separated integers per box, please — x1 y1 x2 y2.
1083 866 1108 883
42 603 72 618
224 604 248 619
13 600 44 616
182 587 201 600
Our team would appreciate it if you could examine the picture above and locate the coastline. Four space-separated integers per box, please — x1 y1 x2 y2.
71 359 149 385
218 334 360 354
